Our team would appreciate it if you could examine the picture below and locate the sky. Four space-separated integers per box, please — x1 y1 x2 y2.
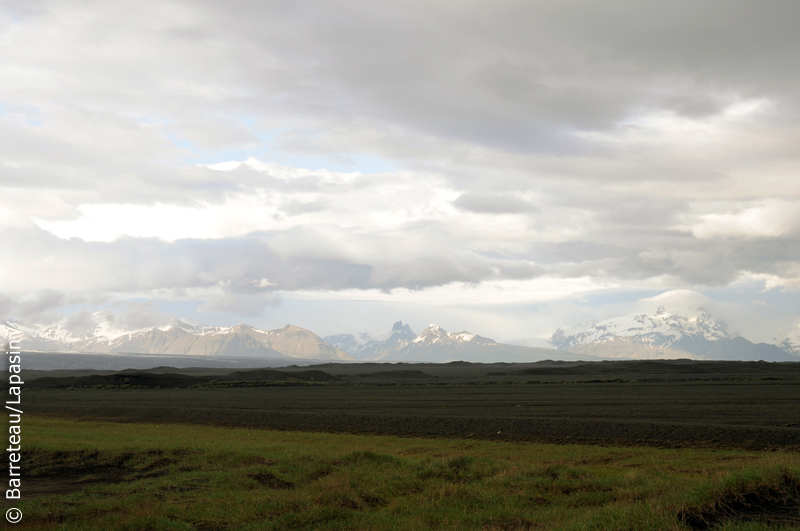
1 0 799 346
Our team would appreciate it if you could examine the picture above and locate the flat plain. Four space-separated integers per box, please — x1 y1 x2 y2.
7 359 800 530
21 360 800 449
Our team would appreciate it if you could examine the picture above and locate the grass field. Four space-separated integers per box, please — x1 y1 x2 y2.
9 416 800 530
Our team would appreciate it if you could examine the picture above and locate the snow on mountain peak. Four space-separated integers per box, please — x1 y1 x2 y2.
551 308 733 352
412 325 494 346
0 320 25 342
156 320 226 336
158 320 184 332
413 324 447 343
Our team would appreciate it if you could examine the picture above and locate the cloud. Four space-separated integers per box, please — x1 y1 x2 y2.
200 292 283 318
635 289 715 316
2 1 798 203
280 199 330 216
1 0 800 340
10 299 179 334
0 225 546 297
453 193 536 214
0 289 67 324
690 200 800 240
110 301 176 331
63 308 105 336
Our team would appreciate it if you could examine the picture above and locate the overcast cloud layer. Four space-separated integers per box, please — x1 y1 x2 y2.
1 0 799 343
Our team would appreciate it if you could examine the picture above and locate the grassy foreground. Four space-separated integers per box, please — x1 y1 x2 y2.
13 416 800 530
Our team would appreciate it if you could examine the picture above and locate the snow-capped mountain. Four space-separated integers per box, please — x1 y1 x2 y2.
2 319 72 351
409 324 497 347
551 308 797 361
1 320 25 345
377 324 502 361
551 307 731 353
1 319 353 361
382 323 578 362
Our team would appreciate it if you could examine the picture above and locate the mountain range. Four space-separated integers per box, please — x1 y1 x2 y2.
325 321 564 363
1 319 353 361
2 318 579 364
2 308 799 363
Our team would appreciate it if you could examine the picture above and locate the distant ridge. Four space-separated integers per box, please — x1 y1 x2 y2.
1 319 352 361
5 311 800 363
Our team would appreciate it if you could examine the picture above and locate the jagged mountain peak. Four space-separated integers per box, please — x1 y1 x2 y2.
323 321 417 359
391 321 413 333
381 322 417 345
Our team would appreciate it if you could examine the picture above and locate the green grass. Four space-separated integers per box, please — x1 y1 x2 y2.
12 416 800 530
